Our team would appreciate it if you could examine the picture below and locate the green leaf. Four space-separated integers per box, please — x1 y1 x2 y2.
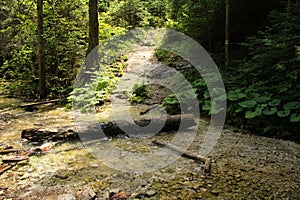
213 93 227 101
259 104 268 109
211 106 225 114
268 99 281 107
227 90 247 101
202 101 211 111
263 107 277 115
245 110 259 119
290 113 300 122
245 107 262 119
211 87 226 97
235 107 244 113
256 94 271 103
277 110 290 117
239 100 257 108
283 101 300 110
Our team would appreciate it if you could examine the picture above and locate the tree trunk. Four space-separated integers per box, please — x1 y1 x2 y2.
81 0 99 85
37 0 46 99
225 0 230 68
87 0 99 55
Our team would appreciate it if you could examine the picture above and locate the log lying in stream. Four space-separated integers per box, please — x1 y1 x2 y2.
19 99 60 108
19 99 60 111
21 114 196 143
152 140 211 173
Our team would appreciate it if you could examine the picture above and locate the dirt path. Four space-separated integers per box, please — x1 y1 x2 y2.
0 45 299 199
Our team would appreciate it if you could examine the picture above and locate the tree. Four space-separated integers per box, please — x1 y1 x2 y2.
87 0 99 55
37 0 46 99
225 0 229 68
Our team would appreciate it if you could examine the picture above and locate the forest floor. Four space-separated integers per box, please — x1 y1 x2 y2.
0 46 299 200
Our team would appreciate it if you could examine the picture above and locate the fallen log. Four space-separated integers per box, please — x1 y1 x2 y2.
21 128 79 143
19 99 60 108
152 140 211 173
22 114 196 142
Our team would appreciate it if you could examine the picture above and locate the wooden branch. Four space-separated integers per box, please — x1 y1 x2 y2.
2 155 29 163
152 140 211 173
139 104 159 115
0 148 26 154
0 143 52 175
0 163 17 174
19 99 60 108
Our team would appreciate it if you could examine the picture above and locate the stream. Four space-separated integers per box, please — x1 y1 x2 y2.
0 46 299 199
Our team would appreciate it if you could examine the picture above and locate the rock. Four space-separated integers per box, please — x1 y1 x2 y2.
57 194 76 200
109 188 120 194
19 191 33 199
90 163 99 168
30 184 44 193
109 190 128 199
78 188 96 200
211 189 219 195
144 190 157 197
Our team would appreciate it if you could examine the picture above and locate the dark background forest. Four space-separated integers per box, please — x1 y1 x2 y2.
0 0 299 138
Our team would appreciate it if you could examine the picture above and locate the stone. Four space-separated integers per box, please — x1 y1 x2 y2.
78 188 96 200
211 189 219 195
144 190 157 197
57 194 76 200
30 184 44 193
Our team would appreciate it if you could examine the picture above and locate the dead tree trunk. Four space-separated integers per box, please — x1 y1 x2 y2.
21 114 196 143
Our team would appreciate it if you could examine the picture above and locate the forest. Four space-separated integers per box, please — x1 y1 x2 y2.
0 0 300 199
1 0 299 137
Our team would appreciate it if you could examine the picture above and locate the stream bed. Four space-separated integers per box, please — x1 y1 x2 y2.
1 45 300 199
0 95 299 200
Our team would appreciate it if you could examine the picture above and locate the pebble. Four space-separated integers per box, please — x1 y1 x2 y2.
57 194 76 200
78 188 96 200
30 184 44 193
90 163 99 168
145 190 157 197
211 189 219 195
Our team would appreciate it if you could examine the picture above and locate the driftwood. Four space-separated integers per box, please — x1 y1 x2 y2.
0 151 31 174
0 163 17 174
0 148 26 154
0 143 53 174
22 114 196 142
19 99 60 108
152 140 211 173
2 155 29 163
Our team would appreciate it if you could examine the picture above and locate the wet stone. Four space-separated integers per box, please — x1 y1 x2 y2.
57 194 76 200
211 189 220 195
78 188 96 200
145 190 157 197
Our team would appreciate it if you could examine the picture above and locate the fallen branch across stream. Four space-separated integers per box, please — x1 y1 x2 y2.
19 99 60 108
152 140 211 173
21 114 196 143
